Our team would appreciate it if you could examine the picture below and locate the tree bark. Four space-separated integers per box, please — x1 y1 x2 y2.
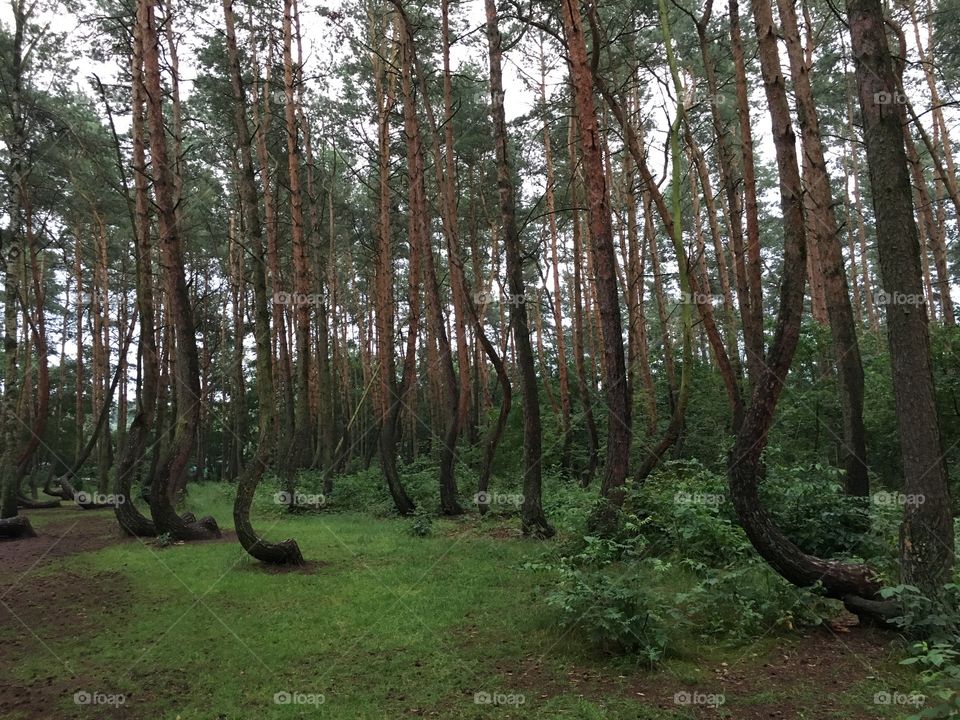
141 0 219 540
726 0 886 616
396 8 462 515
485 0 552 537
0 0 34 538
224 0 304 562
560 0 631 514
778 0 868 496
847 0 955 593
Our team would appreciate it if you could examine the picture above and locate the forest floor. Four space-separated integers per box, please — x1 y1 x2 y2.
0 489 922 720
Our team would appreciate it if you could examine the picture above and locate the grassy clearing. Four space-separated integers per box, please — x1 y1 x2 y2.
0 484 920 719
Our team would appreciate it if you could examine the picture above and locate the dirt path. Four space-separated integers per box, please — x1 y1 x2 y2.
0 510 138 720
0 508 133 574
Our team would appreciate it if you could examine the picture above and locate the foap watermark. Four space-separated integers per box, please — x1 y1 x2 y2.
873 91 908 105
75 491 125 506
674 690 725 708
73 691 126 707
681 291 724 306
685 87 730 108
874 690 925 707
273 291 323 307
274 690 325 706
674 491 724 507
872 491 925 508
274 490 326 508
873 290 925 308
473 491 524 508
473 690 525 706
473 290 530 307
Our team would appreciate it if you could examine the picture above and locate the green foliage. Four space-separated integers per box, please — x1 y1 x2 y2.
625 459 748 566
408 507 435 537
527 532 672 662
882 584 960 719
760 452 895 562
544 565 672 663
675 559 830 638
528 458 848 657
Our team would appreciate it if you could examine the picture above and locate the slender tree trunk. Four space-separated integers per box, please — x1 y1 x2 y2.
847 0 955 593
485 0 552 537
396 10 462 514
568 118 599 485
560 0 631 515
633 0 694 482
370 9 415 515
283 0 313 479
778 0 869 496
540 37 573 472
730 0 765 387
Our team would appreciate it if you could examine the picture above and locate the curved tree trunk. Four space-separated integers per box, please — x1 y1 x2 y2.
141 0 218 541
725 0 889 618
224 0 304 563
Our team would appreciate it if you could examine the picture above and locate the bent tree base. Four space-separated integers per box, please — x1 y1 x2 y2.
234 449 304 565
0 515 36 539
729 448 896 622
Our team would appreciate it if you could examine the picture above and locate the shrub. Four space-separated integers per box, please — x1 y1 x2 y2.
883 584 960 719
408 507 434 537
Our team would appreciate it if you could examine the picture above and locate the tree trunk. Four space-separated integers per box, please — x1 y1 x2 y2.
567 118 599 485
847 0 955 593
396 8 462 515
726 0 886 616
115 1 158 537
730 0 765 388
370 9 415 516
778 0 869 496
485 0 552 537
224 0 304 562
560 0 631 517
141 0 218 540
0 0 34 538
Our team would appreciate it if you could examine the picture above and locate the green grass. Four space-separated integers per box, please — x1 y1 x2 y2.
1 483 920 719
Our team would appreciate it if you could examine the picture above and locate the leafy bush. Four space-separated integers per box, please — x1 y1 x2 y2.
408 507 434 537
760 457 878 560
883 584 960 719
528 459 837 655
676 558 831 638
625 460 751 567
543 564 673 662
